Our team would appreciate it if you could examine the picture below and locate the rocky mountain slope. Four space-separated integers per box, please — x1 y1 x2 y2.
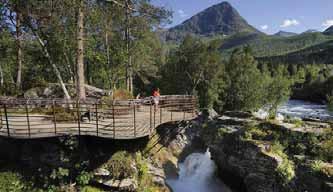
165 2 260 42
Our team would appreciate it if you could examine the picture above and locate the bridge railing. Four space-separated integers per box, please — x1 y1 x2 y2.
0 95 197 139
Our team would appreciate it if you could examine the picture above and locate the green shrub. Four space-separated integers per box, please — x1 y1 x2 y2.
81 186 104 192
0 172 25 192
76 171 93 186
102 89 133 103
320 139 333 161
288 119 305 128
50 167 69 182
271 143 295 183
276 158 295 183
327 94 333 112
310 160 333 177
105 151 135 179
243 126 270 140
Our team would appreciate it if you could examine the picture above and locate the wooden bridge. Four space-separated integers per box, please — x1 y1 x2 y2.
0 95 197 139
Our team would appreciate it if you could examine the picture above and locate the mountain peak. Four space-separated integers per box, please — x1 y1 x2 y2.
324 25 333 35
274 31 297 37
166 1 260 41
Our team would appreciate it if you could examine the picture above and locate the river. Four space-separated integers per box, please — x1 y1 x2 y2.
277 99 333 121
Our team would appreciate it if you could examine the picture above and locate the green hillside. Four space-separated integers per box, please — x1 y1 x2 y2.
258 40 333 64
219 32 333 58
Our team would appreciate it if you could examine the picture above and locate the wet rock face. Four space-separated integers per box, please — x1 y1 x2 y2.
206 112 333 192
211 138 282 192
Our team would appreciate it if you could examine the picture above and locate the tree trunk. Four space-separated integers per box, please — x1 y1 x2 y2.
105 32 112 89
16 12 22 89
125 0 133 94
76 0 86 100
33 31 71 101
0 63 4 87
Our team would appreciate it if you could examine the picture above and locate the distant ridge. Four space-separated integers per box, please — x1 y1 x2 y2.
274 31 297 37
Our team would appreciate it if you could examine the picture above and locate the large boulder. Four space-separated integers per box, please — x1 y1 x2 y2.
24 88 41 99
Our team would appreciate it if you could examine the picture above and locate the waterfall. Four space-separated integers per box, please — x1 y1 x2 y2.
167 149 232 192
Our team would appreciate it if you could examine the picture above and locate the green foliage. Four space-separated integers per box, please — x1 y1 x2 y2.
320 138 333 161
0 0 171 94
310 160 333 177
50 167 69 182
76 171 93 186
160 35 225 109
326 93 333 112
105 151 135 179
244 126 270 140
112 89 133 100
222 47 266 111
0 172 26 192
271 143 295 183
135 153 154 191
264 65 291 118
221 31 333 58
81 186 104 192
310 160 324 172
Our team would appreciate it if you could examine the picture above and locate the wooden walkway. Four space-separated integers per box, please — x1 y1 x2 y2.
0 95 197 139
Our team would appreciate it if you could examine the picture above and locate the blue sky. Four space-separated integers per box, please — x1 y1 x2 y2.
152 0 333 34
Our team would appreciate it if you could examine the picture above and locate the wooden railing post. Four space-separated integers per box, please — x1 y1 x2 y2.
112 103 116 139
133 104 136 137
149 104 152 133
52 100 57 135
153 105 156 128
4 104 9 137
160 107 162 124
0 105 2 129
76 99 81 136
95 103 99 137
25 101 31 138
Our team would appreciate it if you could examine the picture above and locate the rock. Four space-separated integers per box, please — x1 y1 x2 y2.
207 108 219 119
210 133 285 192
101 178 138 191
147 162 166 186
94 168 110 177
42 87 53 98
24 88 40 99
323 182 333 192
275 113 284 121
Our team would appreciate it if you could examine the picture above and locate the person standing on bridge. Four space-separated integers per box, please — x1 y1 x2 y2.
152 88 160 112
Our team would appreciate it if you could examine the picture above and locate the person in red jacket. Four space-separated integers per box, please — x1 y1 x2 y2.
152 88 160 112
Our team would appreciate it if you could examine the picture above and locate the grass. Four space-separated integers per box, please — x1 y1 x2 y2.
310 160 333 177
270 142 296 183
0 172 28 192
103 151 136 179
81 186 105 192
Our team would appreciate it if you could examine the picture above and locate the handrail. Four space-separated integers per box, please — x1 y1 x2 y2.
0 95 198 139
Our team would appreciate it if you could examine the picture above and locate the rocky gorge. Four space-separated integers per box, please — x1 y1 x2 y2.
0 105 332 192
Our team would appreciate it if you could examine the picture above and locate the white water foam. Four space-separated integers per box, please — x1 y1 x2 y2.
278 100 333 121
167 149 232 192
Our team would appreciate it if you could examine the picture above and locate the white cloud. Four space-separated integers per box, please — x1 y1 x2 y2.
280 19 300 28
260 25 268 30
322 19 333 28
178 9 188 18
